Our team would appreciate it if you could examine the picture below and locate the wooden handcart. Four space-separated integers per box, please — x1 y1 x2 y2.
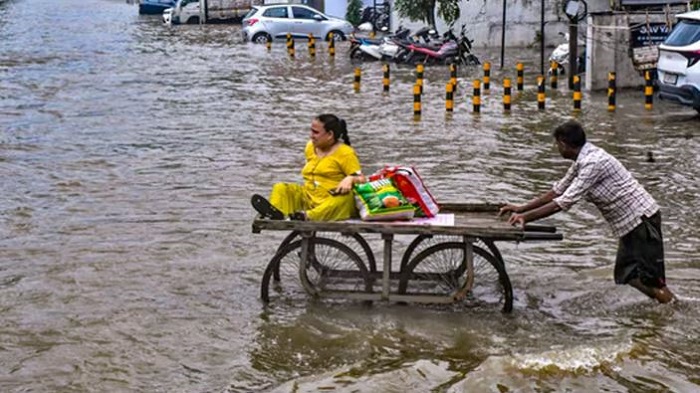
252 203 563 313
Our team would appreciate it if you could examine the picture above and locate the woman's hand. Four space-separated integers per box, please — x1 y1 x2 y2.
334 176 356 194
334 174 365 194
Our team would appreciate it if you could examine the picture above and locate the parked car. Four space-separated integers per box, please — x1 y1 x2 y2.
657 10 700 113
170 0 261 25
139 0 176 15
241 4 354 43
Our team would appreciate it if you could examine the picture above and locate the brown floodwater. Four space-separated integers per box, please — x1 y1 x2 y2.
1 0 699 391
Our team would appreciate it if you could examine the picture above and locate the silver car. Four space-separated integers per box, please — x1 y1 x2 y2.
657 10 700 113
242 4 354 43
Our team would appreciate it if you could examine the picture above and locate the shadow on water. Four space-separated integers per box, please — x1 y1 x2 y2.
1 0 699 391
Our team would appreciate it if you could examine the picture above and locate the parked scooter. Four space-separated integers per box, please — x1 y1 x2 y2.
548 32 586 75
349 25 411 61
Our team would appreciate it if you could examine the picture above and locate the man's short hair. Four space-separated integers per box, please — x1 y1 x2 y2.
553 120 586 148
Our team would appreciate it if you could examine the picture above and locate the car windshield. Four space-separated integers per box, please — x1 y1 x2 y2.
664 19 700 46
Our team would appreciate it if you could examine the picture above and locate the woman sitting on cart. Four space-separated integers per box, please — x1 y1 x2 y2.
252 114 366 221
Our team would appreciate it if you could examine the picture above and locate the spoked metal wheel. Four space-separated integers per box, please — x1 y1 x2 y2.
274 231 376 273
261 237 374 304
400 235 504 272
397 242 513 312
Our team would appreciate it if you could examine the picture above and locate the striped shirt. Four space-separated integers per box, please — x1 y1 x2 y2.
552 142 659 238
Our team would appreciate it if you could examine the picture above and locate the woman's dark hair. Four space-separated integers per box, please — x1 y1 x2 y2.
553 120 586 148
317 114 350 146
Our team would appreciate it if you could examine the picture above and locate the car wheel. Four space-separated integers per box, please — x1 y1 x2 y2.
327 30 345 42
252 32 271 44
187 16 200 24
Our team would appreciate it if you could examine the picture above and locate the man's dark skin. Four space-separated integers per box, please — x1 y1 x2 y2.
453 137 674 303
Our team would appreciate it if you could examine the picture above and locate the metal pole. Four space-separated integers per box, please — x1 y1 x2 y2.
373 0 377 34
500 0 507 69
540 0 545 76
569 22 578 89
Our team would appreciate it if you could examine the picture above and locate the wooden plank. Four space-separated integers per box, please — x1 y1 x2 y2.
439 202 504 213
252 205 561 241
252 219 528 240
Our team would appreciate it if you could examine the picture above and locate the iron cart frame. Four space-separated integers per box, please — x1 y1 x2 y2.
252 203 563 313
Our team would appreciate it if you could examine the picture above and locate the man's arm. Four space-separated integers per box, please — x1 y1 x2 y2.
508 200 562 226
500 189 559 215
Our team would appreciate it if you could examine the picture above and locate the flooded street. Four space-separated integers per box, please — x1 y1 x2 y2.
1 0 700 391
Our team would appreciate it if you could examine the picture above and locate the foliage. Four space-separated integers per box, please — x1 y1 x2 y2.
346 0 363 27
394 0 462 27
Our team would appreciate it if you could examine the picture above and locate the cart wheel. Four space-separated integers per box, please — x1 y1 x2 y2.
397 242 513 313
274 231 376 273
400 235 503 272
261 237 373 304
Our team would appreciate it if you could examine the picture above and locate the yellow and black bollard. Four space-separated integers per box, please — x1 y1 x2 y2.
644 71 653 110
354 67 361 93
266 39 271 51
416 64 424 94
382 63 390 93
449 63 458 93
413 84 422 119
483 62 491 91
608 72 616 112
550 61 558 89
446 82 454 113
503 78 512 112
516 62 524 91
328 33 335 58
472 79 481 113
537 75 546 110
308 34 316 57
286 33 295 58
573 75 582 112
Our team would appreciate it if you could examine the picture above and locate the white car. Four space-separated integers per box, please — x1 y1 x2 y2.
241 4 354 43
656 10 700 113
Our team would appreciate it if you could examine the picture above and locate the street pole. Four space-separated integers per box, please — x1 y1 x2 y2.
540 0 545 76
373 0 377 35
569 22 578 89
500 0 506 69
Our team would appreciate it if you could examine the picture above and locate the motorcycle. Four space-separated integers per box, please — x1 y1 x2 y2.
402 25 480 67
548 32 586 75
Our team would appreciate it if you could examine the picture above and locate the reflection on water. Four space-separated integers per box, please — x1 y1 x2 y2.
1 0 699 391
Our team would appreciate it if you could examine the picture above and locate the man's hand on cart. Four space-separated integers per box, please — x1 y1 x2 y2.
499 203 524 216
499 203 527 227
507 212 526 227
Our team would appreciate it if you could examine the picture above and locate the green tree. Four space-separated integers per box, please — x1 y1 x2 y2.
394 0 462 27
346 0 363 27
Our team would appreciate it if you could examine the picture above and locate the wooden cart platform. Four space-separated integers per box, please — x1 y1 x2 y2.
252 203 563 313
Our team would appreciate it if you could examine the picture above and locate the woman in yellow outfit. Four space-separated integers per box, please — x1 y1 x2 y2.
251 114 366 221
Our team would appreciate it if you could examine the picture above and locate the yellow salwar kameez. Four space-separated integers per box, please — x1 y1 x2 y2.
269 141 361 221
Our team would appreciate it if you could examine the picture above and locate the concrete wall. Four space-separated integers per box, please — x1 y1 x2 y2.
324 0 376 20
391 0 612 48
584 12 670 90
